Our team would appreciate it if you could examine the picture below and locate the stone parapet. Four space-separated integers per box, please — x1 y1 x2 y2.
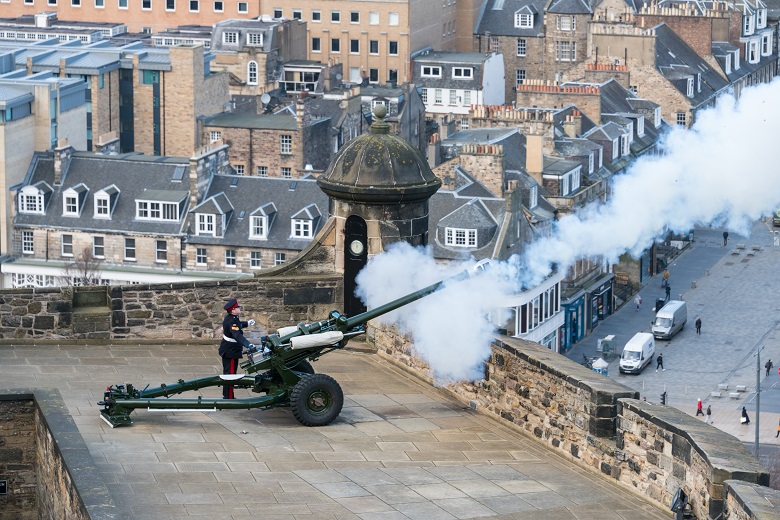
369 325 770 519
0 389 122 520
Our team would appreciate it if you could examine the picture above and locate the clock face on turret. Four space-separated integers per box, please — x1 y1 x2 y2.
349 239 365 256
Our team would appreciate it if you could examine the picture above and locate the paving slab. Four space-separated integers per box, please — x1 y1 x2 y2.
1 340 670 519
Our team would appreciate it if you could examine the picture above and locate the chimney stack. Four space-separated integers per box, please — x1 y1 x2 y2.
525 129 544 186
53 139 73 186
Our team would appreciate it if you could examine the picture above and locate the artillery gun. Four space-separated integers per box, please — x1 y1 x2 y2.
98 260 490 428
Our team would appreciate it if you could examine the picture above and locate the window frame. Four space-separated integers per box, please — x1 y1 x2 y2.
311 37 321 53
62 234 74 257
369 40 379 55
331 10 340 23
445 227 477 247
197 213 215 236
223 31 238 45
311 9 321 22
369 11 379 25
156 240 167 263
388 12 399 26
330 38 340 53
95 196 110 218
291 219 313 239
517 38 526 56
22 230 34 254
350 39 360 54
250 251 262 269
280 134 292 154
515 13 533 28
136 200 179 221
421 66 441 78
224 249 237 267
452 67 473 79
64 194 79 216
350 11 359 23
250 215 268 239
237 1 247 13
247 61 258 85
195 247 207 266
124 237 136 261
93 236 105 258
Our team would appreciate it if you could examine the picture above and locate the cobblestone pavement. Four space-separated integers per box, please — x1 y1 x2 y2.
568 220 780 452
0 343 669 519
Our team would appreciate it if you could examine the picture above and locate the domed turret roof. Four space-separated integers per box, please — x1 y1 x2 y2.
317 105 441 204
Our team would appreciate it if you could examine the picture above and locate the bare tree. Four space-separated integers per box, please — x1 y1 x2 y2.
61 247 103 286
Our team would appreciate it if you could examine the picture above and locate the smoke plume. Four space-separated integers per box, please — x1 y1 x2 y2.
356 80 780 381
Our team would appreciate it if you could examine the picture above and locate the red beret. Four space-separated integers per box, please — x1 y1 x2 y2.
224 298 239 312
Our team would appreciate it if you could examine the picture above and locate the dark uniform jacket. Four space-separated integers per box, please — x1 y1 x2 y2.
219 314 252 358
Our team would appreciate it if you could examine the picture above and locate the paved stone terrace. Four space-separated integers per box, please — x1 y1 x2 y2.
0 343 669 520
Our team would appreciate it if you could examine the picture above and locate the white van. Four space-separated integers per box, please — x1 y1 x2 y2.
652 300 687 340
619 332 655 374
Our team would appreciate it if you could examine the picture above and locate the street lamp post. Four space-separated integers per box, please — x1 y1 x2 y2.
755 347 762 459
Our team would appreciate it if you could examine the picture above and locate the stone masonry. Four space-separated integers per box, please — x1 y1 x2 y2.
0 399 36 520
368 323 771 518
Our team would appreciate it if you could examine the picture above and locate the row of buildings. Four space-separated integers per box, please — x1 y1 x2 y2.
0 0 777 352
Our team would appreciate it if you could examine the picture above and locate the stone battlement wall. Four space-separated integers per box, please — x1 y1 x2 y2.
369 325 773 519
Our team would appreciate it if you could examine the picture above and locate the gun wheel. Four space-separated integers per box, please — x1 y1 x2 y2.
290 374 343 426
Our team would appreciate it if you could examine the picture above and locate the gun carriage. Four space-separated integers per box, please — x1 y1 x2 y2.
98 261 489 428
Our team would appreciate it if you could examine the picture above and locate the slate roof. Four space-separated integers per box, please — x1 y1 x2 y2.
186 175 330 251
652 23 730 107
547 0 593 14
14 152 191 236
202 110 299 131
475 0 547 37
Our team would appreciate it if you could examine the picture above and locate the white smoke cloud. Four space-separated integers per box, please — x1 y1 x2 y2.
355 80 780 381
355 242 514 383
523 80 780 284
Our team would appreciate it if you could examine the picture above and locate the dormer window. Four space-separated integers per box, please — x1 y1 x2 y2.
250 215 267 239
62 184 87 217
734 49 740 70
636 116 644 137
748 40 759 63
588 153 594 173
197 213 215 236
515 12 533 28
223 31 238 44
452 67 473 79
95 197 109 218
612 138 619 160
18 186 46 214
621 134 630 156
697 73 701 92
761 33 772 56
247 33 263 46
94 185 118 219
654 107 661 127
64 194 78 215
136 200 179 221
445 227 477 247
757 8 767 28
529 185 538 208
421 66 441 78
686 77 694 97
291 219 313 238
743 13 754 35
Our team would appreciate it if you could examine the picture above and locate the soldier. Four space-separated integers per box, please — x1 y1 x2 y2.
219 298 255 399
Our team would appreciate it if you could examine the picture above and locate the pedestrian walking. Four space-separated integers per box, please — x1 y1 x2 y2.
656 353 664 372
696 398 704 416
634 294 642 311
723 230 729 246
705 405 713 424
665 284 671 301
741 406 750 425
765 359 773 377
776 418 780 437
662 268 669 288
695 316 702 334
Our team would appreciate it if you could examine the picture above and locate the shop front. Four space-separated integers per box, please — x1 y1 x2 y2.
585 274 615 331
561 291 585 352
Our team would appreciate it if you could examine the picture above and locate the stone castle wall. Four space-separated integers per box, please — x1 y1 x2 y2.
0 399 36 520
368 324 772 519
